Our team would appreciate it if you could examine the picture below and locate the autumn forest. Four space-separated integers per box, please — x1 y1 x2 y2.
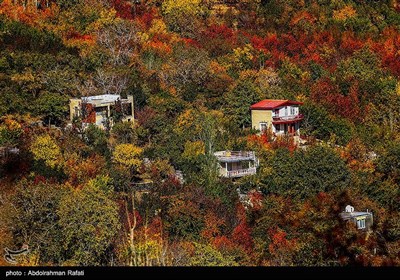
0 0 400 266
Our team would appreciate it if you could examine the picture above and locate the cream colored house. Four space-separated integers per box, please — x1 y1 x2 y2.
70 94 134 129
250 99 303 135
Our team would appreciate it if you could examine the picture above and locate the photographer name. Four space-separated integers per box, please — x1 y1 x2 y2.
6 270 84 277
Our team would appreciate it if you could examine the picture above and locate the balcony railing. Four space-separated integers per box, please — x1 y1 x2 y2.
222 167 257 178
214 151 256 162
272 114 304 123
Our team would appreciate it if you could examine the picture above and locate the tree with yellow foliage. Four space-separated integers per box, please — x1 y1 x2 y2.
30 134 62 169
182 140 205 162
113 143 143 171
333 5 357 21
161 0 208 36
0 118 23 147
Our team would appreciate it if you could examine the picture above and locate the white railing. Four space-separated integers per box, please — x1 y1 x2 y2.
272 114 304 121
214 151 256 160
223 167 257 178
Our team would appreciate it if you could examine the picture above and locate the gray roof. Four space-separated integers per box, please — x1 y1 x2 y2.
214 151 256 162
339 211 372 221
83 94 121 103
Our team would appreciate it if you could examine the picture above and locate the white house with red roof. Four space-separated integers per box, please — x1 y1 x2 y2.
250 99 304 136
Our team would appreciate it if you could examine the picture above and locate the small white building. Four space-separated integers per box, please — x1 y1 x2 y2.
214 151 258 178
339 205 373 231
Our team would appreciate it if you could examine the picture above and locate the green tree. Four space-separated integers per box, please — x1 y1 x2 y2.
83 124 109 157
376 141 400 184
301 102 353 145
301 102 331 139
0 118 23 147
224 78 264 130
165 196 204 240
34 92 68 127
2 180 66 265
57 180 120 265
110 121 137 145
262 146 351 199
336 48 382 97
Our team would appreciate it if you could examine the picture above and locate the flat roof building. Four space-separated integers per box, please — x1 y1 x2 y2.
339 205 373 231
70 94 134 129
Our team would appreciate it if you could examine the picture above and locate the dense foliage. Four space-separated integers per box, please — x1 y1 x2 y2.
0 0 400 266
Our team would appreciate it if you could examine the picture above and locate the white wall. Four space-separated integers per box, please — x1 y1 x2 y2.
275 106 299 116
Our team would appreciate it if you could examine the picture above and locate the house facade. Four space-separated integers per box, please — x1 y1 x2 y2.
339 205 373 231
250 99 303 136
70 94 134 129
214 151 258 178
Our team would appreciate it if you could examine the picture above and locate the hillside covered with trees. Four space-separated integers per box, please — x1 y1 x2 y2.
0 0 400 266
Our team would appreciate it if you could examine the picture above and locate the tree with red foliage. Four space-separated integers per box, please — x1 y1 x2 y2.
200 24 237 56
311 78 364 122
340 32 364 56
267 227 298 266
111 0 143 20
231 204 253 254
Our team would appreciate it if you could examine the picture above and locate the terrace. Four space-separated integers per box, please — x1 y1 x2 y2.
272 114 304 124
214 151 258 178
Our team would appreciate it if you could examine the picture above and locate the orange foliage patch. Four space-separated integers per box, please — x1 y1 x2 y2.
247 130 297 153
200 211 225 240
340 32 364 55
212 235 235 251
0 1 57 27
268 228 298 254
290 11 316 26
64 154 106 187
145 39 172 56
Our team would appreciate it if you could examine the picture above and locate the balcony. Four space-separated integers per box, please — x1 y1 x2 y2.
222 167 257 178
214 151 256 162
272 114 304 124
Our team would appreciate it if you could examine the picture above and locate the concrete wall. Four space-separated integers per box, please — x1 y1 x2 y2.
122 95 135 123
276 105 299 117
251 109 272 130
69 99 81 122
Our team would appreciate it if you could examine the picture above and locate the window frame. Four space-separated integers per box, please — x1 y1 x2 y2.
357 218 366 229
259 122 267 132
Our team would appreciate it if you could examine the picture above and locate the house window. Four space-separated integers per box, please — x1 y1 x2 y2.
275 124 280 133
95 106 107 116
290 106 295 115
259 122 267 132
74 107 80 118
357 219 366 229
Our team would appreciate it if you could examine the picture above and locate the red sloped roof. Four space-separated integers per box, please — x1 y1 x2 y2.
250 99 303 110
